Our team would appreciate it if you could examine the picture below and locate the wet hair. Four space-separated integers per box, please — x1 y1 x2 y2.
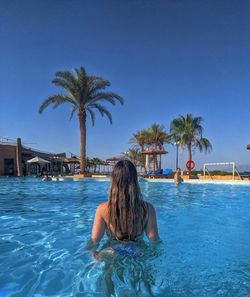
108 159 148 241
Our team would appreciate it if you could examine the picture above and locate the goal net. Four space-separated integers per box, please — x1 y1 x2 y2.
203 162 241 179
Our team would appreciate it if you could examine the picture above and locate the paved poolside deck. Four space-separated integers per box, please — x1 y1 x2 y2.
65 174 250 185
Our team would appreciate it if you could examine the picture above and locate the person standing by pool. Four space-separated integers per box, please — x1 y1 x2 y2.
90 159 159 256
174 168 183 184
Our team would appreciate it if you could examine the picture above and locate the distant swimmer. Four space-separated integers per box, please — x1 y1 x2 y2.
42 173 51 181
174 168 183 184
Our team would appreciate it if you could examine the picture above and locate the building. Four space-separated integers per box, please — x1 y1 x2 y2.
0 138 70 176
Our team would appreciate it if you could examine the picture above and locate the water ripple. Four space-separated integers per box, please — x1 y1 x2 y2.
0 177 250 296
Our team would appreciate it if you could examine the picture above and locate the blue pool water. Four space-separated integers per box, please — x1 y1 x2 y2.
0 177 250 297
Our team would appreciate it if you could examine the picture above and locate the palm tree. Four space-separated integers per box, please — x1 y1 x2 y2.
129 129 151 151
148 123 169 150
129 123 169 170
122 148 146 171
39 67 124 174
170 114 212 174
148 123 170 169
130 124 169 151
91 157 103 173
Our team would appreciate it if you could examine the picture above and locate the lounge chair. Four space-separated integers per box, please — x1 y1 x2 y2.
142 168 173 178
155 169 163 175
149 168 169 178
162 169 173 175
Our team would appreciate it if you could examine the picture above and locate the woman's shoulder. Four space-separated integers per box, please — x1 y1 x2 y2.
96 201 109 220
144 202 157 221
144 201 155 211
97 201 109 209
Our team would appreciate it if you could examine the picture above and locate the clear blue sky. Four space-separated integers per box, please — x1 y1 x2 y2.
0 0 250 170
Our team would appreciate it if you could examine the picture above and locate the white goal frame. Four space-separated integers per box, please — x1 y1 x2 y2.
203 162 240 179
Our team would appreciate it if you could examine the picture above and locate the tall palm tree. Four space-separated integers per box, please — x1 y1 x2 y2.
170 114 212 174
39 67 124 174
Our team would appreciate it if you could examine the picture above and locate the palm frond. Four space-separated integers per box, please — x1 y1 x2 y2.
170 117 185 133
195 137 212 153
87 76 111 94
53 71 78 89
88 91 124 106
72 67 86 79
86 108 96 126
74 67 88 101
69 105 77 120
38 95 77 113
52 78 76 93
88 103 113 124
54 71 77 84
52 72 81 101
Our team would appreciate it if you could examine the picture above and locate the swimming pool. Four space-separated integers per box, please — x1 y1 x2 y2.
0 177 250 296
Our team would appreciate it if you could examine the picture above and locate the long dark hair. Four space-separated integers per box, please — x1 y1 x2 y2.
108 159 148 241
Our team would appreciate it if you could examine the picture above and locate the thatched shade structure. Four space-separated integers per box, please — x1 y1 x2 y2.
141 149 167 155
104 156 120 173
106 156 120 167
106 156 120 162
141 149 168 173
247 144 250 150
62 157 80 163
51 156 80 175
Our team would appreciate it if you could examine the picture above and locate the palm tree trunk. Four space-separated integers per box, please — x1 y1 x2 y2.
187 143 192 175
78 111 86 174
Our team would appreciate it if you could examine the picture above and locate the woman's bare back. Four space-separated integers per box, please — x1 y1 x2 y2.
91 201 159 244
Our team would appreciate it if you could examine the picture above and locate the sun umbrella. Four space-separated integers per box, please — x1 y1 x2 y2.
27 156 50 164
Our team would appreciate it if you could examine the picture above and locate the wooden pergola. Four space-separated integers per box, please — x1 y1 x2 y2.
105 157 120 172
50 156 80 175
106 156 120 165
141 149 167 173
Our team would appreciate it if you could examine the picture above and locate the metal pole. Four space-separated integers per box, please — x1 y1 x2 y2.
175 142 179 170
176 143 179 170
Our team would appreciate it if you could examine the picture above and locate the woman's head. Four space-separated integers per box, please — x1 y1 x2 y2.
111 159 138 190
108 159 147 240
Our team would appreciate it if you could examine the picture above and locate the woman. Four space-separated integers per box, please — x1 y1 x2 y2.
90 159 159 255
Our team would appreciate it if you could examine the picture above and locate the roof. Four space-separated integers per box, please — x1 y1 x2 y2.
141 149 168 155
27 156 50 164
106 157 120 162
62 157 80 163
